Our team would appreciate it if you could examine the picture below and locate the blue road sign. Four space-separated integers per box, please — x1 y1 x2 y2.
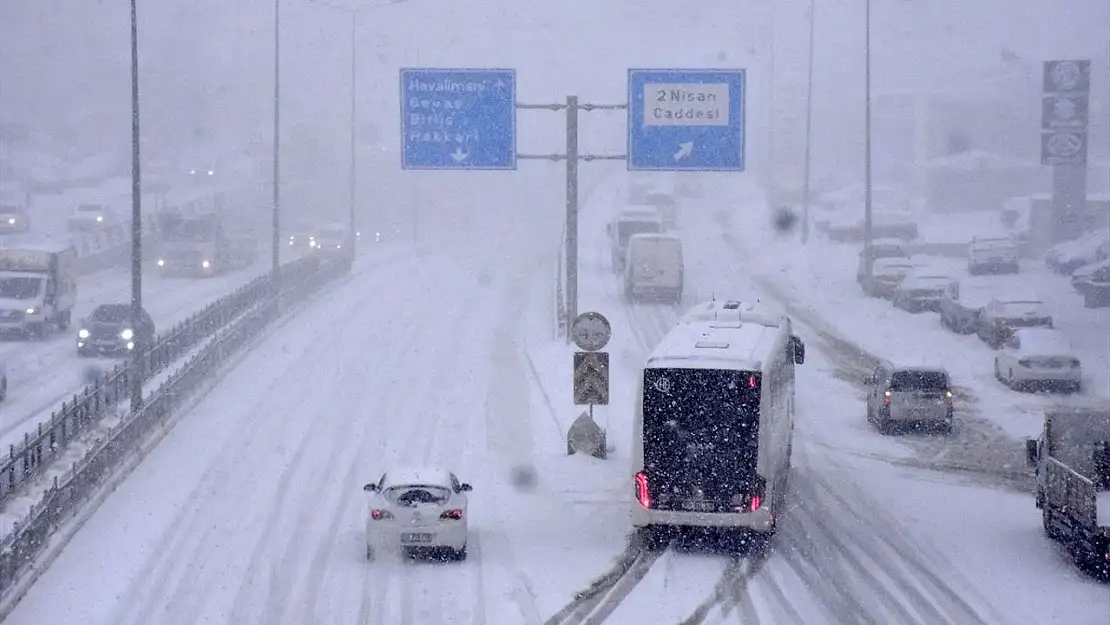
400 68 516 170
627 69 745 172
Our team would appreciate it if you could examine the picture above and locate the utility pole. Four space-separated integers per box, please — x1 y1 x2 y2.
272 0 282 281
128 0 144 414
348 11 358 256
863 0 875 279
801 0 816 244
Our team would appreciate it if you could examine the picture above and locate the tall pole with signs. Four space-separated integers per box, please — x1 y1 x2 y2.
1041 60 1090 245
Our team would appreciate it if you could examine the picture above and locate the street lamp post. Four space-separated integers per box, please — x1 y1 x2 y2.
129 0 144 414
801 0 816 244
273 0 282 278
863 0 875 280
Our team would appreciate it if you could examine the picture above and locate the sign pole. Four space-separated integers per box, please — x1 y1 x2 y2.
1041 60 1091 245
565 96 580 329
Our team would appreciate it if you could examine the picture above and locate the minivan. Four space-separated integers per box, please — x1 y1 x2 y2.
623 233 683 304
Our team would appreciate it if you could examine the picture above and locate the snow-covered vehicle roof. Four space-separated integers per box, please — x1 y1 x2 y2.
900 272 950 289
380 466 454 489
1010 328 1073 357
617 206 663 222
872 257 921 274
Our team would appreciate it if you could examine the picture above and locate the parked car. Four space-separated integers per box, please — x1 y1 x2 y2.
67 203 116 232
939 277 995 334
860 257 922 298
967 236 1019 275
856 239 910 284
892 271 951 313
1073 260 1110 309
0 205 31 234
864 363 954 435
994 328 1082 393
976 296 1053 348
1045 231 1110 275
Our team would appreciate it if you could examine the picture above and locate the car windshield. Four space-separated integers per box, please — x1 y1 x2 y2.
890 370 949 391
384 485 450 507
90 305 131 322
0 276 43 299
78 204 103 213
0 205 20 214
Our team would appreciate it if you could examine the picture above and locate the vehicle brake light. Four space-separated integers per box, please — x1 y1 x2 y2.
440 509 464 520
370 509 393 520
635 472 651 508
749 495 762 512
883 390 892 406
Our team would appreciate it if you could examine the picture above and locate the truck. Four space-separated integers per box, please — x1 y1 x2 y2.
155 197 259 277
1026 404 1110 580
0 242 78 337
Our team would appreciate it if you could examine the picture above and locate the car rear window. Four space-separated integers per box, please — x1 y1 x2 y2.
384 485 450 507
890 370 948 391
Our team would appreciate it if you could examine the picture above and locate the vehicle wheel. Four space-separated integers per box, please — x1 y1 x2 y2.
865 403 873 423
877 414 894 435
0 378 7 403
938 419 953 435
57 311 71 331
365 544 374 561
453 544 468 561
1007 369 1016 389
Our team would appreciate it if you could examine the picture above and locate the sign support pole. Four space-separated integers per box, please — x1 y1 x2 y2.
565 96 580 330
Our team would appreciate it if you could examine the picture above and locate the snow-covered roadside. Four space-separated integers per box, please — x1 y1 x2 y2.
703 204 1105 448
792 342 1110 625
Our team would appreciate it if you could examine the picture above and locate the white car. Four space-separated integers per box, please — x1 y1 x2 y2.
967 236 1019 275
67 203 116 231
892 271 951 312
363 466 472 561
861 257 923 298
994 328 1082 393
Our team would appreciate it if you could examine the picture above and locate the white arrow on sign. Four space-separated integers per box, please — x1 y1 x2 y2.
450 147 469 163
674 142 694 161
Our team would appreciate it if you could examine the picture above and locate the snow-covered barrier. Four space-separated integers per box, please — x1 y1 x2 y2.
65 220 161 275
0 254 344 597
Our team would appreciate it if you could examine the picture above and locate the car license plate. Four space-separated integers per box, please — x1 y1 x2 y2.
401 533 433 544
681 501 714 512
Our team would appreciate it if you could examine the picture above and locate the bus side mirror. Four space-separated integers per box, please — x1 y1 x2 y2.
791 335 805 364
1025 439 1038 467
363 483 377 492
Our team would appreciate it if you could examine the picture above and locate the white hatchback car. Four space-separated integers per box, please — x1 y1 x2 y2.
994 327 1082 393
363 466 472 561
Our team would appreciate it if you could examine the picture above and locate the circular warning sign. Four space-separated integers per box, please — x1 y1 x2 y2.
571 311 611 351
1049 61 1083 92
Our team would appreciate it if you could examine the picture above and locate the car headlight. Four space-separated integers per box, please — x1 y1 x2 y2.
25 308 35 315
96 215 103 222
6 218 14 225
120 328 134 340
202 260 210 268
157 259 165 267
78 329 89 339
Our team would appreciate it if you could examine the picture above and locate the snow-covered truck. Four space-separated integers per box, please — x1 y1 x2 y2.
155 197 259 277
0 242 78 337
1026 404 1110 579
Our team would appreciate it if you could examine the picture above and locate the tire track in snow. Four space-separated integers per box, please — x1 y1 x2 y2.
711 211 1033 492
115 259 430 625
358 259 494 625
259 271 434 625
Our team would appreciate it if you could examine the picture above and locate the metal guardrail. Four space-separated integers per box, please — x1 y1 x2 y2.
0 253 344 598
0 255 311 509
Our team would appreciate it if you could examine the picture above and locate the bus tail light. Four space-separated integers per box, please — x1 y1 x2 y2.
635 472 652 508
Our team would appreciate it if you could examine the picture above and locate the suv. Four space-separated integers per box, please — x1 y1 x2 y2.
865 364 954 435
855 239 909 284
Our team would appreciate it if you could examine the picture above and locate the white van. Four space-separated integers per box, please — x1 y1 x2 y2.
608 208 663 273
623 233 683 303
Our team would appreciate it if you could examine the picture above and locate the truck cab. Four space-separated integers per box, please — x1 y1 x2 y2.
0 243 77 337
1026 404 1110 579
